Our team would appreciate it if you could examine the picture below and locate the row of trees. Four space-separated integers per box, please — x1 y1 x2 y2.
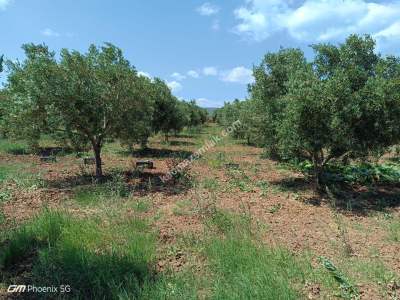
0 43 207 177
215 34 400 188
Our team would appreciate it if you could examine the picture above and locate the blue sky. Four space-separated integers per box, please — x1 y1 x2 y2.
1 0 400 107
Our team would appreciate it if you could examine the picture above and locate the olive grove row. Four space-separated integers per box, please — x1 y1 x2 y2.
215 34 400 188
0 44 207 177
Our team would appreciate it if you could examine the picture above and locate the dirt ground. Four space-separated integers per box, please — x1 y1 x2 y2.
1 126 399 299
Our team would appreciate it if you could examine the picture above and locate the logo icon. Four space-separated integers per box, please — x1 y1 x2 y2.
7 285 27 293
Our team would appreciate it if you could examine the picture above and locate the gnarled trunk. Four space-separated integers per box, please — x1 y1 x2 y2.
312 150 324 192
92 140 102 178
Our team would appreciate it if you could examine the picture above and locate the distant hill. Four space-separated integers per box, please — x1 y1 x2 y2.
204 107 218 116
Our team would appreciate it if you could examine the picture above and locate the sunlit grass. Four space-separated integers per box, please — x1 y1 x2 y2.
0 210 157 299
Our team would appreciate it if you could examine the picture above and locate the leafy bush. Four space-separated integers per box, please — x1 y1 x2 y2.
297 161 400 185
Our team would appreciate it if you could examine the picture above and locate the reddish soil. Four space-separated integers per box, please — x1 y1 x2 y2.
1 135 399 299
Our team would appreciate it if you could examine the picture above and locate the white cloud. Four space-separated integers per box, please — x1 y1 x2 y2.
171 72 186 81
220 66 254 84
197 2 220 16
212 19 220 31
187 70 200 78
167 81 183 93
0 0 11 10
203 66 218 76
233 0 400 51
196 98 213 106
374 21 400 40
41 28 60 37
138 71 151 79
196 98 224 107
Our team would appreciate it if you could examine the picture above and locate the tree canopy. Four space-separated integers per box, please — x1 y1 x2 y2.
216 34 400 188
2 43 206 177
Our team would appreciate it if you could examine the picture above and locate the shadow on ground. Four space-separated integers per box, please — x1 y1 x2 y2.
167 141 196 146
38 146 76 157
119 147 193 159
270 176 400 215
269 177 312 193
45 169 192 196
325 182 400 214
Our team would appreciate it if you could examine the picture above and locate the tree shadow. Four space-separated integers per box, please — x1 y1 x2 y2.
388 157 400 164
120 147 193 159
45 169 192 196
38 146 75 157
168 141 196 146
174 134 195 139
270 176 400 215
3 145 76 157
6 146 29 155
269 177 312 193
126 170 193 196
325 182 400 215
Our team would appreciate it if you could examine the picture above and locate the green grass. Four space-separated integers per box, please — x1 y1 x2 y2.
73 174 130 205
0 164 21 183
201 177 220 191
346 258 397 286
0 210 157 299
226 168 254 192
133 197 152 213
0 163 44 192
0 139 29 155
73 187 103 205
1 207 347 299
202 212 331 300
172 199 193 216
206 237 303 299
387 219 400 243
319 256 359 299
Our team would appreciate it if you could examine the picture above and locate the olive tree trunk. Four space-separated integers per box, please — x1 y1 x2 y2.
92 140 103 178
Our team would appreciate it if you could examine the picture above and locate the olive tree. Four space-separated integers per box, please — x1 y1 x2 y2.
267 35 400 188
5 44 59 150
117 75 154 150
249 48 307 154
0 55 3 73
151 78 182 141
6 43 152 177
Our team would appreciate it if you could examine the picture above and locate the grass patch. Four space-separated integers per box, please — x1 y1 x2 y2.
73 187 103 205
0 139 29 155
319 256 359 299
0 164 21 183
0 163 44 191
0 210 157 299
133 197 152 213
202 211 341 299
225 168 254 192
206 237 304 299
346 258 398 289
201 177 220 191
172 199 193 216
73 174 130 205
387 219 400 243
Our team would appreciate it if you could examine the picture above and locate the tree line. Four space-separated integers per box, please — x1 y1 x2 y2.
215 34 400 189
0 43 207 177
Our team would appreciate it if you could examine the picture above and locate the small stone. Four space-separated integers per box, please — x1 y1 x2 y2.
136 160 154 169
40 156 56 163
